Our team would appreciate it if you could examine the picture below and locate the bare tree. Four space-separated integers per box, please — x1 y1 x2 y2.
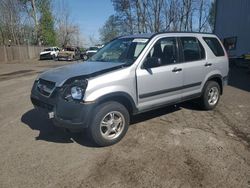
19 0 40 44
54 0 81 47
0 0 23 45
112 0 135 34
197 0 210 32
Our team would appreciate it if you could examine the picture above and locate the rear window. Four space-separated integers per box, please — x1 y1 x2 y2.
203 37 225 57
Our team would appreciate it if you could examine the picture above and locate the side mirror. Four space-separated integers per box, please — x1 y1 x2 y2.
143 57 162 69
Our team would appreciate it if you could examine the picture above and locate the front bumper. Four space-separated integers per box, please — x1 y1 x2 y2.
31 82 95 131
57 55 73 61
40 53 53 60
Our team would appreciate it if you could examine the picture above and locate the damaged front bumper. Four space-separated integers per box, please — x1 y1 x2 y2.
30 82 94 131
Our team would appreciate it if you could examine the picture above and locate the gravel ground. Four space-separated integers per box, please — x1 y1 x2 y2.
0 60 249 188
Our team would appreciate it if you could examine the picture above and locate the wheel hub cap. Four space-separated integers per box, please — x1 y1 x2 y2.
208 87 219 106
100 111 125 140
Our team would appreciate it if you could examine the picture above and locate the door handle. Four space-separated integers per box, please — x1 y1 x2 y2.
205 62 212 67
172 67 182 72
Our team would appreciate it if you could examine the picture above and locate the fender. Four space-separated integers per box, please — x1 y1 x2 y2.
94 92 138 115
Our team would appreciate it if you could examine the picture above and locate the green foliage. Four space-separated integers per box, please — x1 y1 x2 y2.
39 0 56 45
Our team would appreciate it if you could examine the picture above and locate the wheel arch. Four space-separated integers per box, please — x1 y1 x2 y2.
95 92 138 115
204 74 223 94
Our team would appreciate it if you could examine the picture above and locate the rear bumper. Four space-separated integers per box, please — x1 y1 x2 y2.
223 76 228 86
31 83 95 131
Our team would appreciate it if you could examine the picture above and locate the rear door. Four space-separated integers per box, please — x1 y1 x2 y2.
202 36 228 80
136 37 183 111
179 37 207 99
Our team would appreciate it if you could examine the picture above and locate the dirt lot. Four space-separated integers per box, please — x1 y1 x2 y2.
0 60 249 188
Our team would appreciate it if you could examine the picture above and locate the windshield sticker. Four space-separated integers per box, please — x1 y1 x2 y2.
132 38 148 43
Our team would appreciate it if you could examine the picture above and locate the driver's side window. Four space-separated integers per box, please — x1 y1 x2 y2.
144 37 177 68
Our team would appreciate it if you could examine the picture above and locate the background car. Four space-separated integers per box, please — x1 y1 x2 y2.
57 47 80 61
39 47 60 60
80 46 100 60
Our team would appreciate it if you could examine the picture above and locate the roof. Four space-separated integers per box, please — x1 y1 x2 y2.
120 33 154 39
120 32 215 39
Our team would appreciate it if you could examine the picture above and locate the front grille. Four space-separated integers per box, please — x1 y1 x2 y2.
31 97 54 111
40 53 51 59
37 79 56 97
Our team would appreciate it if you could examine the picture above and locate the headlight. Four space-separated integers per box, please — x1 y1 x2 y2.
61 79 88 102
71 86 83 100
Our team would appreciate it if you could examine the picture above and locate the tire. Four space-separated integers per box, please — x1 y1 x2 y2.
88 101 130 146
83 55 88 61
200 81 221 110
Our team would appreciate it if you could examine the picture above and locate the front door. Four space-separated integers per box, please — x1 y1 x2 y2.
136 37 183 111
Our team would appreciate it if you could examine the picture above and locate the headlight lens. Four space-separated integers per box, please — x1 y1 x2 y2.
71 86 83 100
61 79 88 102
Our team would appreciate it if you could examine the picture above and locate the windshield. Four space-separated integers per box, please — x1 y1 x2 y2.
89 47 99 51
44 48 52 51
89 38 148 64
65 47 75 51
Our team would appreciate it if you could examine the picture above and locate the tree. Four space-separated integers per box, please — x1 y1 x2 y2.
112 0 134 34
0 0 81 46
0 0 23 45
105 0 213 36
54 0 81 47
19 0 41 44
38 0 56 45
208 1 216 33
99 15 120 43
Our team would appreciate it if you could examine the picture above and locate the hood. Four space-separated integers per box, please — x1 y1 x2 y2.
40 51 51 55
58 51 74 55
38 61 125 86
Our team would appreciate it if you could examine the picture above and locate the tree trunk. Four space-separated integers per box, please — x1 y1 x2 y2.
31 0 39 44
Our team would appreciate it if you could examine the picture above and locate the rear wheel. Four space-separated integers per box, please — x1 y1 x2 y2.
200 81 220 110
88 102 129 146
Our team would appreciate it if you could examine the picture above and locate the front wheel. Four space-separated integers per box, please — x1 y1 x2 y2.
88 102 129 146
200 81 221 110
83 55 88 61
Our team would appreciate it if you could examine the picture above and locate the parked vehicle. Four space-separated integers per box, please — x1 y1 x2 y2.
57 47 80 61
40 47 60 60
31 32 229 146
244 53 250 60
80 46 100 60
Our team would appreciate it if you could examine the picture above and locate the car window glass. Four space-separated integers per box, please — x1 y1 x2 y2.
181 37 205 62
203 37 225 56
147 37 177 66
134 43 145 58
90 38 147 64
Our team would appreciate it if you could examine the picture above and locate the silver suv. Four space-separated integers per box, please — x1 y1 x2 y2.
31 32 229 146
